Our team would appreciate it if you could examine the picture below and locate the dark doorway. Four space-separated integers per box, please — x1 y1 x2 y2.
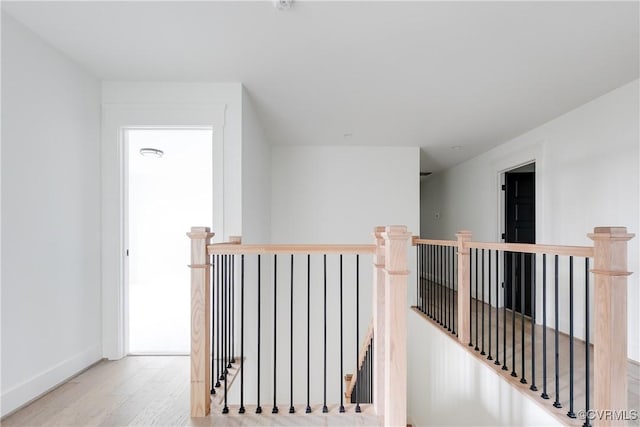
504 164 535 316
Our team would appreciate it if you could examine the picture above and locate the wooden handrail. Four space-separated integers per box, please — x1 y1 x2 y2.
412 235 593 258
207 243 376 255
412 237 457 247
466 241 593 258
345 320 374 400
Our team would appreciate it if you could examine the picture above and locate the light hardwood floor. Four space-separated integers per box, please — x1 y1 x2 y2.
2 356 380 427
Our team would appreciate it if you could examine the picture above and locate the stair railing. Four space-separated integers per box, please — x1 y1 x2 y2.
188 225 411 426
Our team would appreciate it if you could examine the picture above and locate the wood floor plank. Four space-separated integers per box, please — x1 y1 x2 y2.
2 356 380 427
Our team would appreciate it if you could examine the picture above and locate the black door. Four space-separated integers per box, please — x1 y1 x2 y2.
504 171 535 316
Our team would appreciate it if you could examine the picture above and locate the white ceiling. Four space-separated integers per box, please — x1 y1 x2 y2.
3 1 638 172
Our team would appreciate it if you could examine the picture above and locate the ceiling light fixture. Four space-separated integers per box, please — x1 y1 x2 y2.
451 145 463 151
274 0 292 10
139 148 164 158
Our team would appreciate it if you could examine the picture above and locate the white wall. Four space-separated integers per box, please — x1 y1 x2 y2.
241 88 271 244
264 145 420 405
420 80 640 361
272 146 420 243
408 310 559 427
1 14 102 416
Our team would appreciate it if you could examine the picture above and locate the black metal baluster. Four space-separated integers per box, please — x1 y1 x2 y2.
431 245 439 322
440 245 444 326
211 255 217 394
567 256 576 418
448 245 452 330
239 255 245 413
223 255 227 376
365 349 369 403
369 335 374 403
541 254 549 399
553 255 562 408
433 245 440 324
273 254 279 414
452 246 456 335
223 282 229 414
436 245 440 323
442 245 445 326
447 245 452 331
481 249 486 356
228 254 233 369
530 254 537 392
306 255 311 414
511 252 517 378
231 254 235 364
322 254 328 413
368 343 372 402
426 245 429 316
469 248 473 347
436 245 439 323
475 249 479 351
520 252 527 384
443 245 447 329
433 244 436 320
222 255 227 378
416 243 422 309
217 254 222 386
584 258 591 427
423 245 427 314
355 254 361 413
220 255 228 376
495 250 500 366
488 250 493 361
222 259 229 414
339 255 345 413
289 254 295 414
432 244 435 319
426 245 433 318
502 251 508 372
256 255 262 414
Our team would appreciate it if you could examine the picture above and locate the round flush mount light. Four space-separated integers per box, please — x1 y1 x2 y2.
451 145 463 151
139 148 164 158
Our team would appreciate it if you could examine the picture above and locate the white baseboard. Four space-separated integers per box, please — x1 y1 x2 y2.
1 343 102 418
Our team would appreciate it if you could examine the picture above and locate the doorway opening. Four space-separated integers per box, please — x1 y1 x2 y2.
503 162 535 316
124 127 213 354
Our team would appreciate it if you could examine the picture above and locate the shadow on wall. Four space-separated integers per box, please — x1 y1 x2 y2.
407 310 557 427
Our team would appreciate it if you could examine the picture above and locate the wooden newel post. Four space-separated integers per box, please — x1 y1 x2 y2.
588 227 634 426
187 226 214 417
456 231 472 346
372 226 386 417
382 225 411 427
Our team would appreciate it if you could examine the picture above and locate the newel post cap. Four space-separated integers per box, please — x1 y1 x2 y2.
187 226 215 239
382 225 411 240
588 226 634 242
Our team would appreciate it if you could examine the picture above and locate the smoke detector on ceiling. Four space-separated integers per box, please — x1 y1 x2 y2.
274 0 292 10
